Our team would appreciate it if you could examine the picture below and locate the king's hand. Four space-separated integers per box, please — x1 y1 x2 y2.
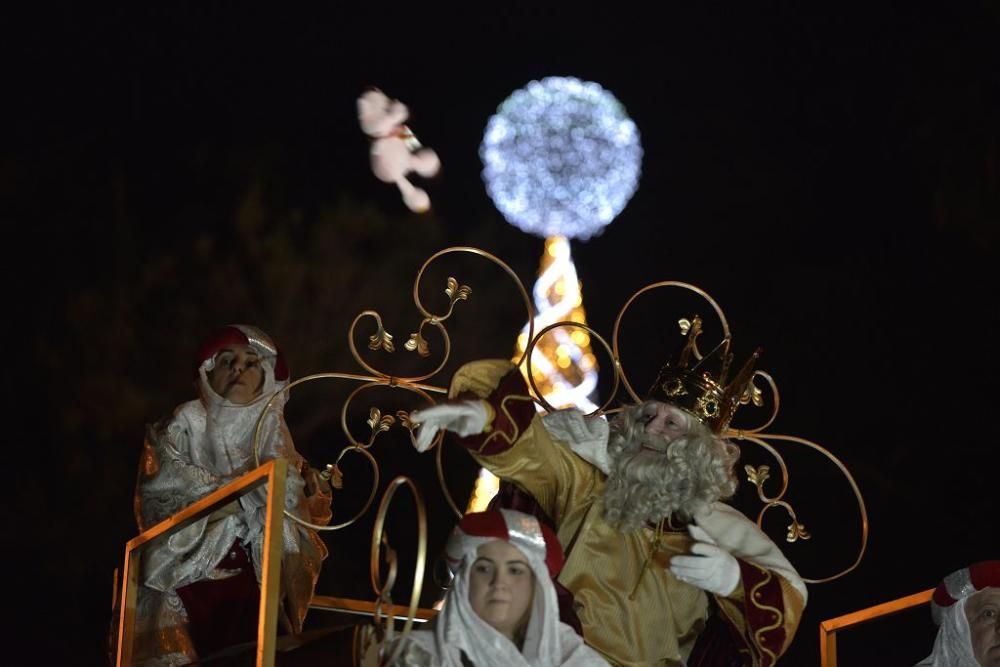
669 524 741 597
409 400 490 452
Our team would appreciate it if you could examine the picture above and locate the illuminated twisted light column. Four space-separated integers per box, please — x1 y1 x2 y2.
466 237 600 513
468 76 642 512
514 236 598 412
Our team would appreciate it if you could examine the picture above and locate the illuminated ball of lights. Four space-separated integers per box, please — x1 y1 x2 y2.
480 76 642 240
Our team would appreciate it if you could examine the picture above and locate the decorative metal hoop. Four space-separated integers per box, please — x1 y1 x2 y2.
737 433 869 584
251 373 448 531
611 281 732 404
523 320 620 417
322 446 380 531
370 477 427 658
436 439 464 519
724 370 781 435
412 247 535 368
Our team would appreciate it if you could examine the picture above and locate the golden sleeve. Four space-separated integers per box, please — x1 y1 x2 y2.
448 359 594 524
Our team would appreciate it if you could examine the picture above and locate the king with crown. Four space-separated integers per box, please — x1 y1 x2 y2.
411 314 807 666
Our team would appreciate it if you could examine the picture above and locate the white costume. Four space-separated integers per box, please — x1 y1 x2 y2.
917 560 1000 667
389 509 608 667
132 325 330 665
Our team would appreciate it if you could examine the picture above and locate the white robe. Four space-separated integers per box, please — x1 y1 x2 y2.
133 365 328 665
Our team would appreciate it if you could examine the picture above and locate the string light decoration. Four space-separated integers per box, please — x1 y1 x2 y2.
480 76 643 240
466 77 643 512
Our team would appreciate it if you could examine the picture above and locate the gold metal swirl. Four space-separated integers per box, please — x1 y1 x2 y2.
436 437 464 519
523 320 620 417
349 310 398 378
253 372 385 467
611 281 732 404
411 247 535 368
347 309 450 385
753 497 810 545
365 245 534 385
405 323 432 357
725 371 780 436
316 445 380 532
322 445 380 530
397 318 453 383
366 408 396 443
737 435 792 502
738 433 869 584
787 518 811 542
339 383 403 449
370 476 427 660
244 247 534 537
445 276 472 305
373 531 398 614
251 374 444 532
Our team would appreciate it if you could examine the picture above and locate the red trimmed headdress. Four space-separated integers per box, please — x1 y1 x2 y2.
930 560 1000 626
446 509 564 578
194 324 289 382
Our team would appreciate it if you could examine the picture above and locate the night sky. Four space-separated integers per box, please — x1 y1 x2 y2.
6 4 1000 666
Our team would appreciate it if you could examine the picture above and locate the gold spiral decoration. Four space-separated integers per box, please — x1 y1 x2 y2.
369 476 427 663
726 370 781 435
601 279 866 583
436 438 464 519
248 247 534 532
412 247 535 369
523 320 620 417
611 281 732 404
251 373 439 532
736 433 869 583
240 249 867 593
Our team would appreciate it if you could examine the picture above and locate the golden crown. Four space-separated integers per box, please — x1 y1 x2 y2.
647 314 762 433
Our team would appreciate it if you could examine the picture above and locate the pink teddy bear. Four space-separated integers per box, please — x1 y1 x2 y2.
358 88 440 213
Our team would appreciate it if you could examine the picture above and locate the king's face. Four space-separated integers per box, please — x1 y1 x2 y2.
642 401 690 443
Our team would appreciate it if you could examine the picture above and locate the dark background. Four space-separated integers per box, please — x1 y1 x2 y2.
4 4 999 665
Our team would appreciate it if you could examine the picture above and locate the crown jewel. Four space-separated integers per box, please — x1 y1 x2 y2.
647 315 761 433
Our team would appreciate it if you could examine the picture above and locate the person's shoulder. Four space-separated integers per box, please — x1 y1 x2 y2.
449 359 519 398
169 399 205 426
698 502 777 538
152 399 204 442
541 409 611 475
172 398 204 417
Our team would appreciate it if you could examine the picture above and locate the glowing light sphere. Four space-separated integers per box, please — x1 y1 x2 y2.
481 76 643 240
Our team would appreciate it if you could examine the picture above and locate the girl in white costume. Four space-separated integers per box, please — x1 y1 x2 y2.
387 508 607 667
133 324 331 665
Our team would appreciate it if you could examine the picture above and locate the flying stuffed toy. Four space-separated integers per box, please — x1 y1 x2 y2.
357 88 440 213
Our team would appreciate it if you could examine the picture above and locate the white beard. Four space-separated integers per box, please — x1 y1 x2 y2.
601 410 738 532
602 431 690 532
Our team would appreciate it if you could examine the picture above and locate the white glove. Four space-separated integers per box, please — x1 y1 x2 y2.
409 400 490 453
669 524 741 597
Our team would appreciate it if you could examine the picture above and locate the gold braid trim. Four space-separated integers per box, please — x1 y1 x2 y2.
715 591 753 665
628 519 664 600
480 400 496 433
471 393 537 454
748 566 782 666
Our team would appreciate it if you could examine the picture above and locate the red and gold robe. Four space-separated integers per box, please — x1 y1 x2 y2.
448 360 806 667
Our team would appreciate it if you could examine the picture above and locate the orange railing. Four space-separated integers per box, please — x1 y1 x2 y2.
116 459 288 667
819 587 934 667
